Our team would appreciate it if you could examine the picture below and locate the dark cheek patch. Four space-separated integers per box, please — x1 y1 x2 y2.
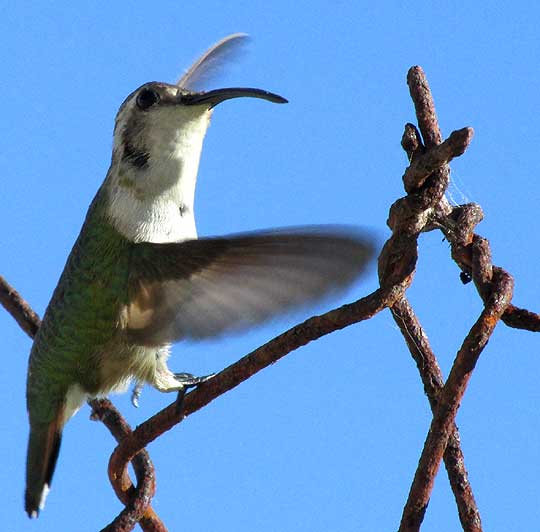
123 142 150 169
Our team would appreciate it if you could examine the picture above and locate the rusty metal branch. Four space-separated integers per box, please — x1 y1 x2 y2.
391 299 482 531
502 305 540 331
90 399 166 532
434 203 540 332
397 65 484 532
403 127 473 192
398 270 514 532
396 65 536 532
0 275 40 338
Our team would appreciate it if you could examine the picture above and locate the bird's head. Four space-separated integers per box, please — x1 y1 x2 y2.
111 81 286 196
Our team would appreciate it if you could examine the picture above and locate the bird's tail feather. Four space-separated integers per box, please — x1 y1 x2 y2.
25 416 63 518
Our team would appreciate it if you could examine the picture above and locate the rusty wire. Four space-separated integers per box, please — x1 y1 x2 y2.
90 399 166 532
391 299 482 531
2 65 539 531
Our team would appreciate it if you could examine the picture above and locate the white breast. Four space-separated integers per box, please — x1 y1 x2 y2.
108 191 197 243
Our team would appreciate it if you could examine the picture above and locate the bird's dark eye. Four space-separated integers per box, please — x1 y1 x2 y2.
136 88 160 110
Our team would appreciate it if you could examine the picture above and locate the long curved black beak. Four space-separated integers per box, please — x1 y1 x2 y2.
180 87 287 107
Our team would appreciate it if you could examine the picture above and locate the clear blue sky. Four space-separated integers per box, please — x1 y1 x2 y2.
2 2 539 531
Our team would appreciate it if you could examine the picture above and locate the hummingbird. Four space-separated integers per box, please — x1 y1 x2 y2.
25 34 375 517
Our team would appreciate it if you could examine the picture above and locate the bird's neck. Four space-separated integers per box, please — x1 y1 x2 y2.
105 120 210 244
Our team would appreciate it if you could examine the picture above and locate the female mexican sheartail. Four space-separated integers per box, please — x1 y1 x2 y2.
25 34 375 517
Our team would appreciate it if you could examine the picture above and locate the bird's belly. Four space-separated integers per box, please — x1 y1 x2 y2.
63 383 88 424
97 343 162 394
62 343 162 424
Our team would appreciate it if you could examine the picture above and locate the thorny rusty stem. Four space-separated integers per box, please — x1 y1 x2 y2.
398 271 514 532
391 299 482 531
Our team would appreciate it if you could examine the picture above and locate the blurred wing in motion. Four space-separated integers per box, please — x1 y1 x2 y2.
125 226 376 346
177 33 250 91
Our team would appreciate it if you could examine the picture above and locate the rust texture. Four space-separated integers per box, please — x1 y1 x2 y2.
2 64 539 531
0 275 40 338
391 299 482 531
398 271 513 532
90 399 166 532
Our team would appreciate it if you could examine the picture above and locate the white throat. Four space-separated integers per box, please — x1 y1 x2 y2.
106 110 211 243
108 191 197 243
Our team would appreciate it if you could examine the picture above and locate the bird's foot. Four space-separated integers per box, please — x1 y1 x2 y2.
173 372 215 388
131 381 144 408
174 372 215 415
131 372 215 409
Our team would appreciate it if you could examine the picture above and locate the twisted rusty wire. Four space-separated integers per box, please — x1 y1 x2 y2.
2 65 539 531
90 399 166 532
379 66 485 531
391 299 482 531
394 66 528 532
